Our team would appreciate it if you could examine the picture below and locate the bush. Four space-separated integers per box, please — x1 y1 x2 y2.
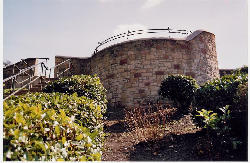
235 65 248 74
159 75 199 114
195 106 231 132
43 75 107 107
194 106 245 153
193 70 248 154
194 72 248 114
3 92 106 161
229 81 248 141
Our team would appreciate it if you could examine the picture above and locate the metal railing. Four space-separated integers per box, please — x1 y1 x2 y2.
48 59 71 78
3 61 48 101
3 58 72 101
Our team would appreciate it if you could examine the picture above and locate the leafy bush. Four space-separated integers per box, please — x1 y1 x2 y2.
3 92 106 161
196 109 220 130
194 72 248 114
195 106 231 132
235 65 248 74
193 70 248 154
159 75 199 113
194 106 245 152
43 75 107 107
229 81 248 141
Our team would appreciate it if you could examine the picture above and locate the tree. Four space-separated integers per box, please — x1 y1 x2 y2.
3 60 11 67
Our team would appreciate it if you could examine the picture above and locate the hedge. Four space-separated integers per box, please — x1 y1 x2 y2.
3 92 106 161
43 75 107 107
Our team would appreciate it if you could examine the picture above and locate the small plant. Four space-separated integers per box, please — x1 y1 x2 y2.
196 109 219 130
159 75 199 114
195 105 231 132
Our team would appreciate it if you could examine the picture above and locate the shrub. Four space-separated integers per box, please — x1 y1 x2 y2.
3 92 106 161
159 75 199 114
194 72 248 114
124 102 175 142
195 106 231 132
194 106 244 153
43 75 107 107
235 65 248 75
193 70 248 154
229 81 248 141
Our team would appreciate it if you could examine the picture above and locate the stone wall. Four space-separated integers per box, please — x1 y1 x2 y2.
54 56 91 77
55 30 220 107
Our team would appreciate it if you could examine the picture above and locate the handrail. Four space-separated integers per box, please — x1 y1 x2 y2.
50 58 71 70
49 59 71 78
3 62 43 83
4 58 49 69
14 64 32 77
3 58 71 100
4 76 40 101
56 67 71 78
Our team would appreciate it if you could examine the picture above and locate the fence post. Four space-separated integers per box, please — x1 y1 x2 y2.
49 68 51 79
69 60 71 76
12 77 16 92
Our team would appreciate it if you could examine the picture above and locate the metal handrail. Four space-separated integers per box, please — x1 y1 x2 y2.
13 64 32 77
3 62 43 83
3 61 48 100
3 58 71 100
48 59 71 78
50 58 71 70
4 76 40 101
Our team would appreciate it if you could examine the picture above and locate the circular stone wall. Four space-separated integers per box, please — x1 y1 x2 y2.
55 30 220 107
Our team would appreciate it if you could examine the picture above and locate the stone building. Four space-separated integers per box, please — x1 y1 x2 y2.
55 30 220 106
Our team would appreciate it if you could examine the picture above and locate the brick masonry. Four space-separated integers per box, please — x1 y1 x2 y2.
55 30 220 107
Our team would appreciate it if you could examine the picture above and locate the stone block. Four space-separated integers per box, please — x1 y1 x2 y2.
174 64 180 70
120 58 128 65
106 74 115 79
155 71 165 75
144 82 150 86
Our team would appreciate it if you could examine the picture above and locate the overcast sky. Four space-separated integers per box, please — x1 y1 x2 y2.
3 0 248 69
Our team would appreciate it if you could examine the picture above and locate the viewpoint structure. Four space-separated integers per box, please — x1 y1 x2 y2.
55 30 219 106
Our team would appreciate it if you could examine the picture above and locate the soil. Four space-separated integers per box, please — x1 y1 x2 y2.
102 111 247 161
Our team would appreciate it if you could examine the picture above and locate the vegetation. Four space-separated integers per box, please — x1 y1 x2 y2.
159 75 198 114
3 66 248 161
43 75 107 107
191 67 248 159
4 74 108 161
4 88 25 95
124 102 175 142
194 72 248 114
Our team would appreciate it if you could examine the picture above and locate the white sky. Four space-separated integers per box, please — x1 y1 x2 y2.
3 0 248 69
